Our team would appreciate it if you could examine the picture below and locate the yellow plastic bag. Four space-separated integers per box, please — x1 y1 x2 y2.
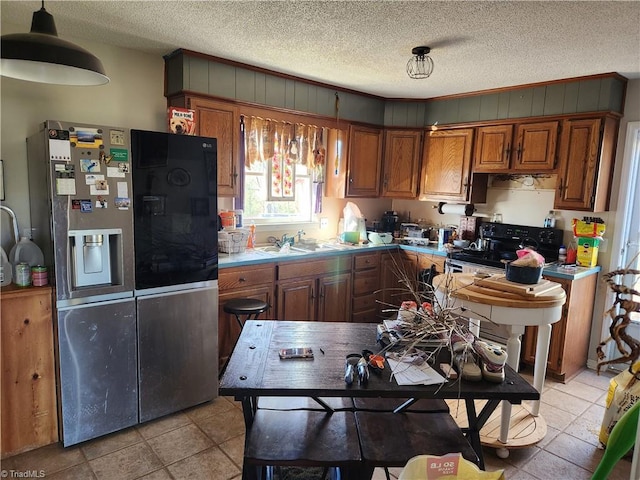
599 361 640 446
398 453 505 480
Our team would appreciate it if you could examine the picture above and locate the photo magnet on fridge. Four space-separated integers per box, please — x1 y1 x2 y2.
168 107 196 135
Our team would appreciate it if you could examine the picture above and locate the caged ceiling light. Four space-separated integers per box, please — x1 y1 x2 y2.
406 46 434 79
0 1 109 85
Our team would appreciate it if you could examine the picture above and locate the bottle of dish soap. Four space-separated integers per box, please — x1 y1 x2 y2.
543 210 556 228
0 246 12 287
9 228 45 278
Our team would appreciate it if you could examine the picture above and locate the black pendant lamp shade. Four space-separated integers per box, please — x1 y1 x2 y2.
1 2 109 85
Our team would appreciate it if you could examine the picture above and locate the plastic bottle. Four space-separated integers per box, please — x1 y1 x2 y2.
9 229 45 278
558 245 567 264
0 246 12 287
234 209 244 228
543 210 556 228
566 239 577 264
247 223 256 249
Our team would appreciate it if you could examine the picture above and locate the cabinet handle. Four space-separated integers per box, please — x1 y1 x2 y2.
516 143 523 161
319 287 325 299
231 166 238 187
349 176 353 183
383 175 388 188
239 277 246 282
311 287 315 299
505 143 511 160
462 177 469 195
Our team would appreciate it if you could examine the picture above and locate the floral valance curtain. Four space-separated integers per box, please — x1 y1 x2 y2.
245 116 326 200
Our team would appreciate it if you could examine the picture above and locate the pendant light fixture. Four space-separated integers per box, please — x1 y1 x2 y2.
406 46 434 79
0 1 109 85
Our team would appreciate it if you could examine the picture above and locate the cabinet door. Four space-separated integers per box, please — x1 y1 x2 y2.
380 253 417 312
346 125 383 197
513 121 558 171
419 128 474 202
1 287 57 456
218 286 272 372
318 273 352 322
473 125 513 172
277 278 316 321
381 129 422 198
554 118 602 210
189 98 240 197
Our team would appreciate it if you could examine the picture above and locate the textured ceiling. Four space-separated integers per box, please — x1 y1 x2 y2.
1 1 639 98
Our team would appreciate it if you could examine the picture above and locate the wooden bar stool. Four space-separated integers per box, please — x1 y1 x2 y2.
219 298 270 378
223 298 270 329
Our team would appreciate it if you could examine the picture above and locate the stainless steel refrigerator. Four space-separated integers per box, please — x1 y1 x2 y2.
28 120 137 446
130 129 218 423
27 122 219 446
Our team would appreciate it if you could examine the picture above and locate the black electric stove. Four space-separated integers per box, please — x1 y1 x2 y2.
449 221 564 269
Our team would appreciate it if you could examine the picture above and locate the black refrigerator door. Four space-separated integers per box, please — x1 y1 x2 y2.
131 130 218 289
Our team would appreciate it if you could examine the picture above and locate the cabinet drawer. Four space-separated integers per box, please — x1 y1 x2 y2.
353 271 380 296
219 265 275 291
278 256 351 280
352 292 378 313
354 252 380 271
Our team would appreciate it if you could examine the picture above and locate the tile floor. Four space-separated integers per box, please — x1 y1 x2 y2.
0 367 633 480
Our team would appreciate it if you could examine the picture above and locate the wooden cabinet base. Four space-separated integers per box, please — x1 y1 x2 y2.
1 285 58 458
521 274 597 382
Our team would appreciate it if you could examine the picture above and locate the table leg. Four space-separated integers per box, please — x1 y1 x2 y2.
496 325 525 458
531 323 552 416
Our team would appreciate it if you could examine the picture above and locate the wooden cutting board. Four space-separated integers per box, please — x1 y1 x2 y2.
473 274 561 297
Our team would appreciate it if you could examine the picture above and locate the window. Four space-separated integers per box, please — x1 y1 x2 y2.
243 116 328 225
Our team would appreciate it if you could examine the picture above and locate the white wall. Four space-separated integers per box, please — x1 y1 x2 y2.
0 23 167 251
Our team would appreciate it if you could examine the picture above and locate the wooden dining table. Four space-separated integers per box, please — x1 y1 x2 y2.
219 320 539 476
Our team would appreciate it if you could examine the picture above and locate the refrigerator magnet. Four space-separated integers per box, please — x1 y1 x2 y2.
80 200 93 212
107 166 125 178
96 197 108 209
90 180 109 195
80 159 100 173
110 129 126 146
114 197 130 209
110 148 129 162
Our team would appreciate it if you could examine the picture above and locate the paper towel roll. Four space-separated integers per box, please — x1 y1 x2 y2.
437 202 475 216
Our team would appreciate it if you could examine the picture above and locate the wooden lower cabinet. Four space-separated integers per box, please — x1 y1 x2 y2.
218 265 275 371
277 257 351 322
352 251 381 323
1 285 58 457
379 251 417 313
521 274 597 382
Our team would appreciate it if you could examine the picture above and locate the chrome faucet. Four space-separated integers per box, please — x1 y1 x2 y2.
296 230 305 242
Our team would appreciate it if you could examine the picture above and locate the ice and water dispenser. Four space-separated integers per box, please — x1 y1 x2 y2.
69 229 123 288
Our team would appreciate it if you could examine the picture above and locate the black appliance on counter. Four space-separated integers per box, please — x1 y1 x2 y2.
380 211 399 233
449 221 564 269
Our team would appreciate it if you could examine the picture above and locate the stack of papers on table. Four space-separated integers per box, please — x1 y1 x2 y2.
386 358 447 385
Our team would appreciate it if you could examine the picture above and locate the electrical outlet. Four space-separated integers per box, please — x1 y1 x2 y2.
320 217 329 229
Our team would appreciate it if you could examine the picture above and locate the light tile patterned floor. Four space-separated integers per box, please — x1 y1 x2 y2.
1 368 633 480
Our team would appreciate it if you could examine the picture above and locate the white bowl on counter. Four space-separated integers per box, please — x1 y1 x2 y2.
368 232 393 245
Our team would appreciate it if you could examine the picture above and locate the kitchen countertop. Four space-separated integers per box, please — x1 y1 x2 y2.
218 242 600 280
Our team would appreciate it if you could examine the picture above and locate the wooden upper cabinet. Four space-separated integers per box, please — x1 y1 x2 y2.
346 125 383 197
473 124 513 171
473 121 558 173
381 129 423 198
186 97 240 197
419 128 475 202
554 116 618 212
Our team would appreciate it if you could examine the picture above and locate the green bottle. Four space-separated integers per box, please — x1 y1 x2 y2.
592 400 639 480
